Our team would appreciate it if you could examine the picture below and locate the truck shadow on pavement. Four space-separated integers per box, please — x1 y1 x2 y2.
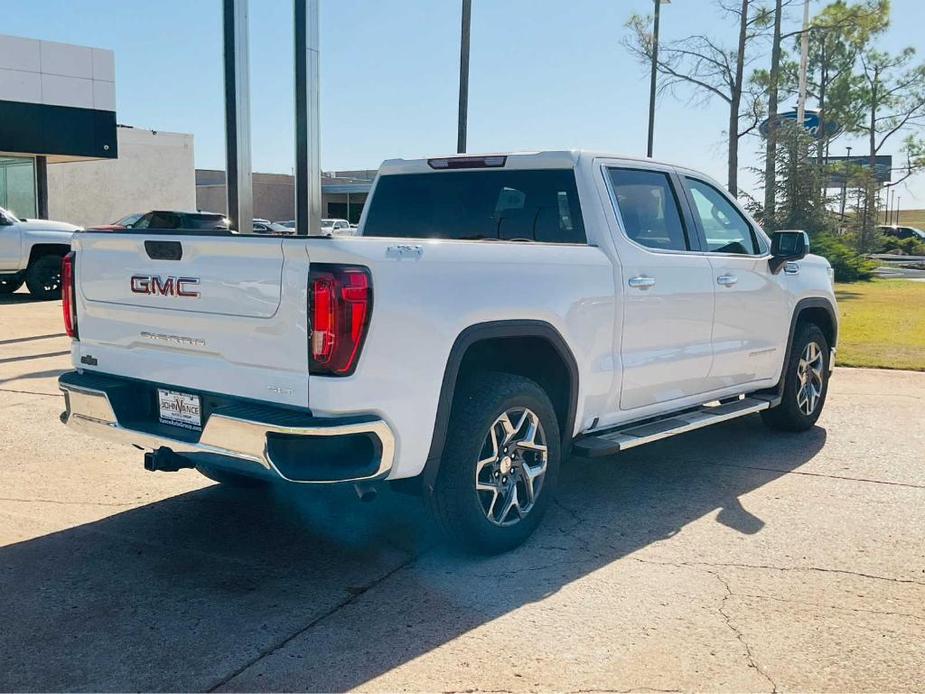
0 292 53 305
0 416 825 691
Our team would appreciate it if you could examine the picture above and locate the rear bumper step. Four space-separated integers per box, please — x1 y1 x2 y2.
58 371 394 484
573 395 780 458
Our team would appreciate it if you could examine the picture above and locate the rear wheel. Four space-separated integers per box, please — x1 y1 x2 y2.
25 254 64 300
430 372 560 554
761 323 830 432
0 276 23 294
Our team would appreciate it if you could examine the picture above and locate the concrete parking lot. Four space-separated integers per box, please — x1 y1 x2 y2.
1 290 923 692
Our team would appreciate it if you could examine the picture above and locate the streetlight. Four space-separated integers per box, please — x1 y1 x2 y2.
840 145 852 223
646 0 670 158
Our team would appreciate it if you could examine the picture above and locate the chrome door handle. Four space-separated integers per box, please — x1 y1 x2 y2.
628 275 656 289
717 274 738 287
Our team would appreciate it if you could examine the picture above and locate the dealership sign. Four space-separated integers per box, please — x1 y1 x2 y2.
759 109 844 141
824 154 893 187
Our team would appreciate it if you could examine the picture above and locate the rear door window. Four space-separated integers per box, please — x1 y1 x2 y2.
181 214 228 230
363 169 585 244
147 212 181 229
606 168 691 251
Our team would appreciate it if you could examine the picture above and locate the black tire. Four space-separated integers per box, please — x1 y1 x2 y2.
0 276 24 294
196 463 269 488
761 323 830 432
429 372 561 554
25 254 64 300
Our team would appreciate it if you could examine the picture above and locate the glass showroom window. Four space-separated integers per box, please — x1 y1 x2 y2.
0 156 37 219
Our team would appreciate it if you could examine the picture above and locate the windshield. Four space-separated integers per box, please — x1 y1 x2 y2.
363 170 586 243
115 213 142 227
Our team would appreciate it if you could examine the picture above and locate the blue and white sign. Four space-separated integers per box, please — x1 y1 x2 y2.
759 109 844 141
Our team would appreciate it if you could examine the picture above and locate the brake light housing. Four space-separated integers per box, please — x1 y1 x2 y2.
309 264 372 375
61 251 78 339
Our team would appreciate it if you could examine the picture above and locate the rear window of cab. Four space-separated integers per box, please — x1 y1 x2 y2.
363 169 586 244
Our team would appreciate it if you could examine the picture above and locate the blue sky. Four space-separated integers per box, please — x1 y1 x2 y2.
3 0 924 207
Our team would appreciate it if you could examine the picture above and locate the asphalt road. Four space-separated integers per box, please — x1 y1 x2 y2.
1 290 923 692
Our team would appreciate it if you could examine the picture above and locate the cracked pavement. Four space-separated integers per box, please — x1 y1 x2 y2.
1 293 923 692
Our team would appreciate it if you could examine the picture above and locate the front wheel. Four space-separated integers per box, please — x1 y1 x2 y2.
761 323 830 432
25 255 64 300
0 276 24 294
430 372 561 554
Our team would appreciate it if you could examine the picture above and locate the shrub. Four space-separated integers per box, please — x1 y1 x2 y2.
880 236 925 256
810 234 877 282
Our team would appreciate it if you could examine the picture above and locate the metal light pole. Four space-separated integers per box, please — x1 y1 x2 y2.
839 145 851 223
796 0 810 126
294 0 321 237
457 0 472 154
895 196 901 225
223 0 253 233
646 0 668 158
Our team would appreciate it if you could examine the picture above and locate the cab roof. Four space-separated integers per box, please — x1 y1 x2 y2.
378 150 687 175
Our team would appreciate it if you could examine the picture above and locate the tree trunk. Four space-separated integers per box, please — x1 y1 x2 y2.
763 0 783 226
863 67 879 251
728 0 749 196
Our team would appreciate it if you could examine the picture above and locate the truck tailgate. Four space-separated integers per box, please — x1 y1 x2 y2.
71 233 310 407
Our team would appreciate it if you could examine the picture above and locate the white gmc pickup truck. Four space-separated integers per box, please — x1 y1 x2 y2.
58 151 837 553
0 205 80 299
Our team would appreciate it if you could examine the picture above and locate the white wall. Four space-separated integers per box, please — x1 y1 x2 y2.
47 127 196 227
0 34 115 112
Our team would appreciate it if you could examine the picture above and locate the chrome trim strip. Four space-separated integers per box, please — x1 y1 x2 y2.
60 382 394 484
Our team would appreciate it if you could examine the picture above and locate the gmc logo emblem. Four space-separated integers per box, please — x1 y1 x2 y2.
131 275 200 298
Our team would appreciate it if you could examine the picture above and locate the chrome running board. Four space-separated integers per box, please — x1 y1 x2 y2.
573 395 779 458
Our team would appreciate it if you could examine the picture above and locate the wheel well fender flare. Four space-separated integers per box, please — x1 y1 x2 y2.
775 297 838 389
28 243 71 267
417 320 579 493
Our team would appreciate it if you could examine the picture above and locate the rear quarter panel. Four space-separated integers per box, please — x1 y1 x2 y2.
303 237 616 479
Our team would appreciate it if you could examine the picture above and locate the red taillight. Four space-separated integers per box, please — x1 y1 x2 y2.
309 264 372 375
61 251 78 340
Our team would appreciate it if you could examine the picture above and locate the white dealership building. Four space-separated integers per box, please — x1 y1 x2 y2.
0 33 195 226
1 33 373 228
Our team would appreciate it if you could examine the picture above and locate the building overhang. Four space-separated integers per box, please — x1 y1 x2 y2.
0 35 118 162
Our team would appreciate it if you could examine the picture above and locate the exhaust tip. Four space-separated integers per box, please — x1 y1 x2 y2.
144 447 194 472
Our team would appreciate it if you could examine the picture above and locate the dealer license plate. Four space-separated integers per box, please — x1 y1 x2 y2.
157 389 202 430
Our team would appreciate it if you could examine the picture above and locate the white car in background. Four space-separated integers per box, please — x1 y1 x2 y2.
0 205 80 299
322 218 354 236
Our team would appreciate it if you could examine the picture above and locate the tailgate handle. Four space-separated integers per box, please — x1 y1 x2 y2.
144 240 183 261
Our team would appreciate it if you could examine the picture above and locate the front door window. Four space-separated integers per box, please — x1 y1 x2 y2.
685 177 759 255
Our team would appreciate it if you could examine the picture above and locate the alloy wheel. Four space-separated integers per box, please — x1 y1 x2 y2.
796 341 824 416
475 407 548 526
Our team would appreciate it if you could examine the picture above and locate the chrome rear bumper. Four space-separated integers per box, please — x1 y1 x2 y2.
59 374 394 484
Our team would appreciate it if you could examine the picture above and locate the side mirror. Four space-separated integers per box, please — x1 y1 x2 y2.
769 230 808 273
